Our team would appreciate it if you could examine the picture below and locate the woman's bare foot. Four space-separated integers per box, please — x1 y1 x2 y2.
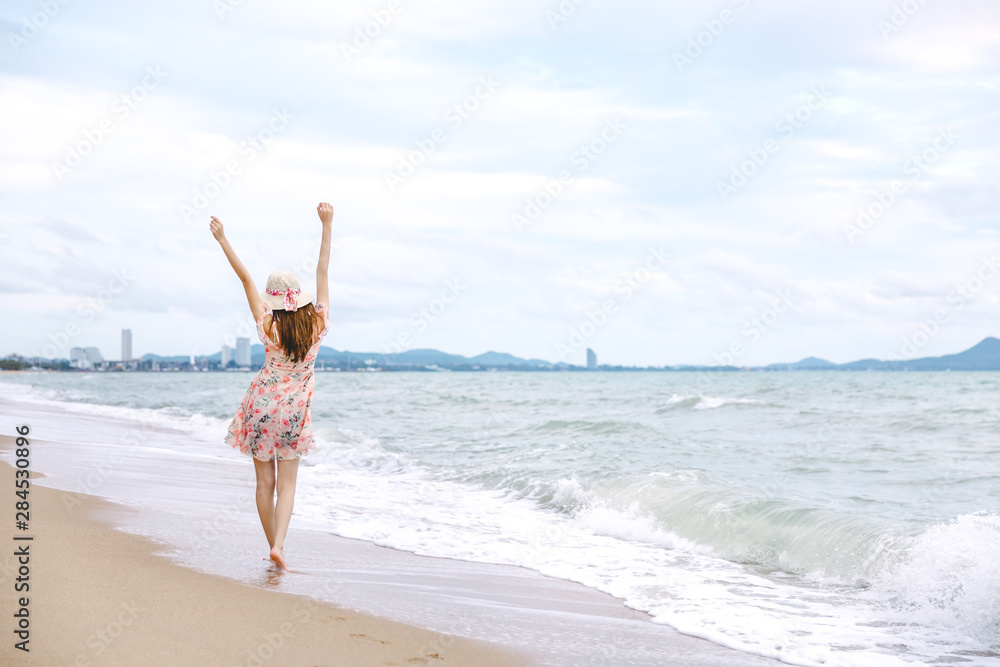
269 545 290 572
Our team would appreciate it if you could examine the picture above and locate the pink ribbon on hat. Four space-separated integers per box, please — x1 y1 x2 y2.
267 287 300 311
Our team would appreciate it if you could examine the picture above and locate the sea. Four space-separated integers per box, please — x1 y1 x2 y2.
0 369 998 666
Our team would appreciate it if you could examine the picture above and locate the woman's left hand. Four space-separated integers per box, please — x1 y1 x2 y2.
317 202 334 225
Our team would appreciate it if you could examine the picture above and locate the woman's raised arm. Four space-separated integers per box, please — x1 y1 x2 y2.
210 216 266 322
315 203 333 308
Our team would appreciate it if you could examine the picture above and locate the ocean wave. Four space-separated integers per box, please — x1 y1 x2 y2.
0 380 65 404
586 473 906 584
656 393 765 411
871 512 1000 644
294 431 997 663
525 418 657 435
309 426 421 475
575 503 714 554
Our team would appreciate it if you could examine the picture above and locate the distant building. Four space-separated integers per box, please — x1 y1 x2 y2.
121 329 132 362
70 346 104 370
235 337 251 367
221 345 231 368
586 348 597 370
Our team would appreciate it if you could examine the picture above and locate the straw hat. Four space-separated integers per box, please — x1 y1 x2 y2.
260 270 313 311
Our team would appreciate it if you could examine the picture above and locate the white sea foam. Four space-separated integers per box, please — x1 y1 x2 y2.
294 431 989 666
870 512 1000 644
664 393 764 410
551 475 588 509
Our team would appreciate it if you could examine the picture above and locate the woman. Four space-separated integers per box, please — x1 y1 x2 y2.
210 202 334 572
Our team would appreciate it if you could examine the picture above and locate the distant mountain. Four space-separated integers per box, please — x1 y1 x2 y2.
469 351 553 367
774 337 1000 372
835 358 888 371
876 336 1000 371
385 348 470 366
764 356 837 371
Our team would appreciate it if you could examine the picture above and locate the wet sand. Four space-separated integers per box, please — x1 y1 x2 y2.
0 454 525 666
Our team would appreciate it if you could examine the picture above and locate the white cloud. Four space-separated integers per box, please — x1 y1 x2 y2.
1 1 999 365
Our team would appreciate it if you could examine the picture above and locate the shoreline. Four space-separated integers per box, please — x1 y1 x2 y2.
0 453 527 666
0 384 783 666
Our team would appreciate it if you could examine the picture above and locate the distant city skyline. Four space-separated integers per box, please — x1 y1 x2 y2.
17 337 1000 378
23 334 1000 373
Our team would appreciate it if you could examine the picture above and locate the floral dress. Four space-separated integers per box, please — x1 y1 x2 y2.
225 302 329 461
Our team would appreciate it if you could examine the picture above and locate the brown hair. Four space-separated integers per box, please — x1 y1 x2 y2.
265 304 325 363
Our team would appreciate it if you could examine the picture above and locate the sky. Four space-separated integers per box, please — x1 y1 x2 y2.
1 0 998 367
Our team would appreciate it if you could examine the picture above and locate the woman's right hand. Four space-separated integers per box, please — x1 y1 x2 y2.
317 202 334 225
209 216 225 242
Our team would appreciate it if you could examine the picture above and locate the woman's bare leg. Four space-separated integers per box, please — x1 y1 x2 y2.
252 457 277 549
270 457 300 572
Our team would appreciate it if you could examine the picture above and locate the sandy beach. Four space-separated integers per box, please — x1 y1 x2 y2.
0 456 525 666
0 449 524 666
